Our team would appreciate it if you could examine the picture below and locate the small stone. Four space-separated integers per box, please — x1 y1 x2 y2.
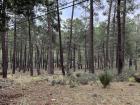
129 84 135 86
51 98 56 101
92 93 98 97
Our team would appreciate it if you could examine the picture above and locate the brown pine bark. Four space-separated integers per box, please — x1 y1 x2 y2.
106 0 112 68
122 0 126 68
13 15 17 74
67 0 75 74
88 0 94 73
47 6 54 74
28 14 33 76
1 0 8 78
117 0 123 74
56 0 65 75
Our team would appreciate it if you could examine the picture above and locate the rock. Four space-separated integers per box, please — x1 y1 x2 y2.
129 83 135 86
92 93 98 97
126 102 131 105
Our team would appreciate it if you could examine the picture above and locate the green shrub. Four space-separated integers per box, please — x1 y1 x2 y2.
51 79 66 86
99 71 112 88
51 80 57 86
75 73 82 77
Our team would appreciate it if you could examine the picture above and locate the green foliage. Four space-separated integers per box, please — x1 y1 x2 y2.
68 75 77 88
99 70 112 88
75 73 81 77
51 79 66 86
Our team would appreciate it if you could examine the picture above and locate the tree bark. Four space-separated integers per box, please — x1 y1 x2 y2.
13 15 17 74
117 0 123 74
122 0 126 68
47 6 54 74
88 0 94 73
67 0 75 74
56 0 65 75
1 0 8 78
28 14 33 76
106 0 112 68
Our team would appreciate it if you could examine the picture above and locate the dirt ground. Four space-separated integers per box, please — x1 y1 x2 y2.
0 73 140 105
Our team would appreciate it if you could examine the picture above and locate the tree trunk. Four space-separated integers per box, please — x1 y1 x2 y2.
135 42 138 71
19 40 23 72
67 0 75 74
122 0 126 68
36 45 41 75
111 5 116 68
1 1 8 78
117 0 123 74
73 44 76 72
57 0 65 75
28 14 33 76
47 7 54 74
88 0 94 73
23 44 27 73
106 0 112 68
13 15 17 74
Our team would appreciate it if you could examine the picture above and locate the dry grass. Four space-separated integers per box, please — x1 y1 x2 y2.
0 70 140 105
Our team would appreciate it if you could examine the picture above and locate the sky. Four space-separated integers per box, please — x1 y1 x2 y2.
61 0 140 22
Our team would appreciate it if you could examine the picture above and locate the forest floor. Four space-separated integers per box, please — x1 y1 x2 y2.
0 71 140 105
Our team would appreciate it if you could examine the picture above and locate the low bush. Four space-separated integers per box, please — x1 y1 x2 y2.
99 70 112 88
51 77 66 86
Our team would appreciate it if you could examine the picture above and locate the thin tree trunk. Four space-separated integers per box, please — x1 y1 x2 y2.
57 0 65 75
111 5 116 68
36 45 41 75
122 0 126 68
67 0 75 74
19 41 23 72
73 44 76 72
23 44 27 73
106 0 112 68
28 14 33 76
135 42 138 71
